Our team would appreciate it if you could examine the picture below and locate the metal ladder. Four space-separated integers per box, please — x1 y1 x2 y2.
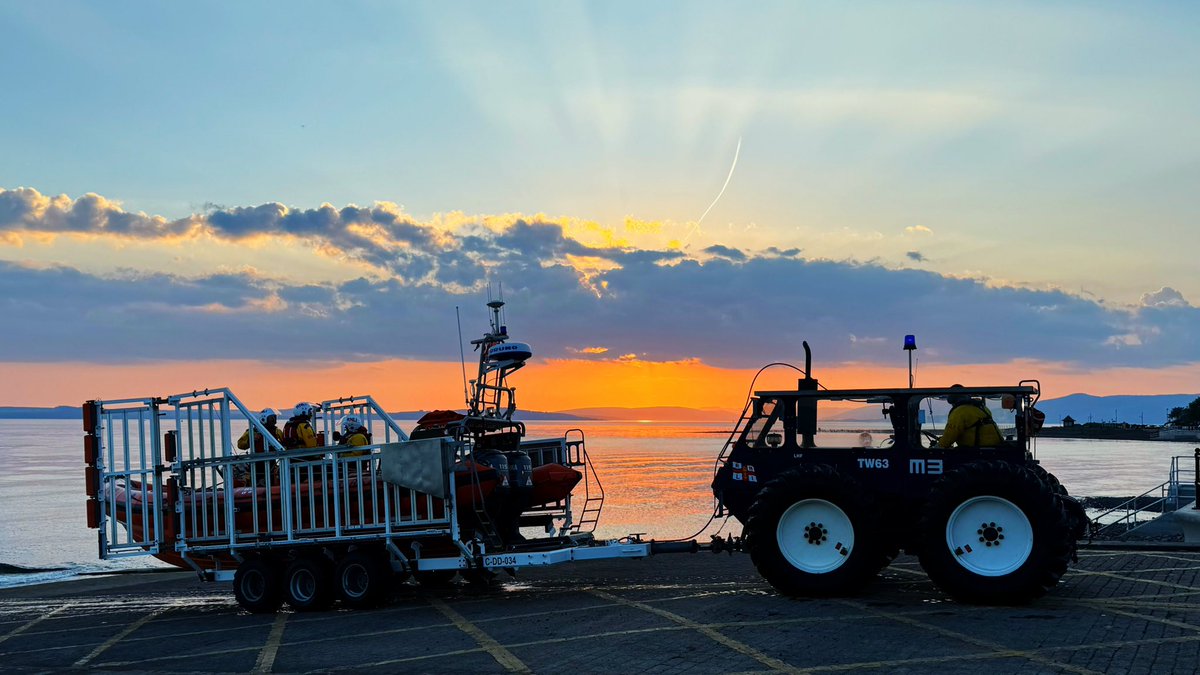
566 430 605 533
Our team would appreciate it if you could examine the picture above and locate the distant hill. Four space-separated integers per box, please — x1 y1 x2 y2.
0 406 79 420
1034 394 1198 426
5 395 1195 426
558 406 737 422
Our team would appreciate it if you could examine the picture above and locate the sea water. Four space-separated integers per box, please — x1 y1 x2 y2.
1 419 1195 588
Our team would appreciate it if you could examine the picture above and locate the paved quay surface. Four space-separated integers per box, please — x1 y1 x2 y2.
2 549 1200 674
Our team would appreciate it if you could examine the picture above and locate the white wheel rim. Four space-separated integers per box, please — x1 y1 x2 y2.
342 563 370 598
242 569 266 602
945 496 1033 577
776 499 855 574
290 568 316 602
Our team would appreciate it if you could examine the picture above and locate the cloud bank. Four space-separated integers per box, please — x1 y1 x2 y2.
2 188 1197 370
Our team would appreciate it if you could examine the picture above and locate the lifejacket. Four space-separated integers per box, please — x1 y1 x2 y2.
339 430 372 459
283 418 316 449
340 430 372 446
253 426 280 453
238 426 281 454
953 401 1004 448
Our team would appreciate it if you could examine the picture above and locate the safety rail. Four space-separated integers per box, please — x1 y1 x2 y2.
86 396 164 559
716 398 756 467
1090 451 1198 538
87 387 458 567
565 429 604 534
175 442 455 555
320 395 409 445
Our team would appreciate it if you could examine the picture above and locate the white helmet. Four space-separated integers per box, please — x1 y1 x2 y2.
340 415 364 436
293 402 317 418
258 408 279 425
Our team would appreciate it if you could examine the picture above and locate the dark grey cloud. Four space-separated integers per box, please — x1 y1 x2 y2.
3 187 1198 370
906 250 927 262
702 244 747 261
2 257 1198 370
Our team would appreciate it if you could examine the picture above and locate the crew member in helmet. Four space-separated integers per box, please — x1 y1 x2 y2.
937 384 1004 448
338 415 371 458
283 402 321 449
235 408 283 485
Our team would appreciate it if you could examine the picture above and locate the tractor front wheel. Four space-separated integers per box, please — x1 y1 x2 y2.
744 465 889 597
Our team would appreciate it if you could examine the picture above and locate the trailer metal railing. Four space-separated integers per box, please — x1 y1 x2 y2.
319 395 409 445
89 388 456 568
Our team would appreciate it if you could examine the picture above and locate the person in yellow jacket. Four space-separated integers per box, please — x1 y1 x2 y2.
338 415 372 458
235 408 283 485
937 385 1004 448
283 402 320 449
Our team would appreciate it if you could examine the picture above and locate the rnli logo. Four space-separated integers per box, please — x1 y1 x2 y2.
731 462 758 483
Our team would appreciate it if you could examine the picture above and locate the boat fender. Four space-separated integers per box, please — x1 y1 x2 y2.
85 465 99 499
82 400 98 434
86 498 100 529
84 434 98 466
164 430 177 463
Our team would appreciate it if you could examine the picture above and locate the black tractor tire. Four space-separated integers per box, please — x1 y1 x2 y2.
282 555 335 611
917 460 1072 604
744 465 891 597
233 557 282 614
334 550 393 609
1028 463 1067 496
1029 463 1090 542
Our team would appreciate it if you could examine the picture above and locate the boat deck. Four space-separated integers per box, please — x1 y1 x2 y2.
3 549 1200 673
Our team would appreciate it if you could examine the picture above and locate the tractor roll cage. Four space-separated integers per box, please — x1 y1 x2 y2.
737 384 1041 452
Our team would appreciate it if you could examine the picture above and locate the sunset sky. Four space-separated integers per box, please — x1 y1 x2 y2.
2 2 1198 413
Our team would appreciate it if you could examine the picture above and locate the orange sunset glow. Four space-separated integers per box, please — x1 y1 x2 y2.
6 357 1200 416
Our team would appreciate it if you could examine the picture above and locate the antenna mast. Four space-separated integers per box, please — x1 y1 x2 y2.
456 306 469 408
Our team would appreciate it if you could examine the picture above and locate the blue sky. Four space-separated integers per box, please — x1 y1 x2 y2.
1 1 1198 406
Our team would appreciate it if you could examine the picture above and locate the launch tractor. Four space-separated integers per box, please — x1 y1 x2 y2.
711 344 1088 604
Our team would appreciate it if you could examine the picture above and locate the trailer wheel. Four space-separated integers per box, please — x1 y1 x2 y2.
918 461 1072 604
233 557 282 614
335 550 392 609
283 555 334 611
744 466 889 597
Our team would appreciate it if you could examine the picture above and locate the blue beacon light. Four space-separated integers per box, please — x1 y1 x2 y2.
903 335 917 388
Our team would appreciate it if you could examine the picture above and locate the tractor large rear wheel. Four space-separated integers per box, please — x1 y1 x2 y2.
744 465 890 597
918 460 1072 604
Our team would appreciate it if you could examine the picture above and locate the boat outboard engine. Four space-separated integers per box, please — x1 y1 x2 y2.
501 450 534 541
475 449 511 493
472 448 516 542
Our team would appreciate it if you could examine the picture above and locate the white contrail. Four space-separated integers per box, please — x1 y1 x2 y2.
684 136 742 245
